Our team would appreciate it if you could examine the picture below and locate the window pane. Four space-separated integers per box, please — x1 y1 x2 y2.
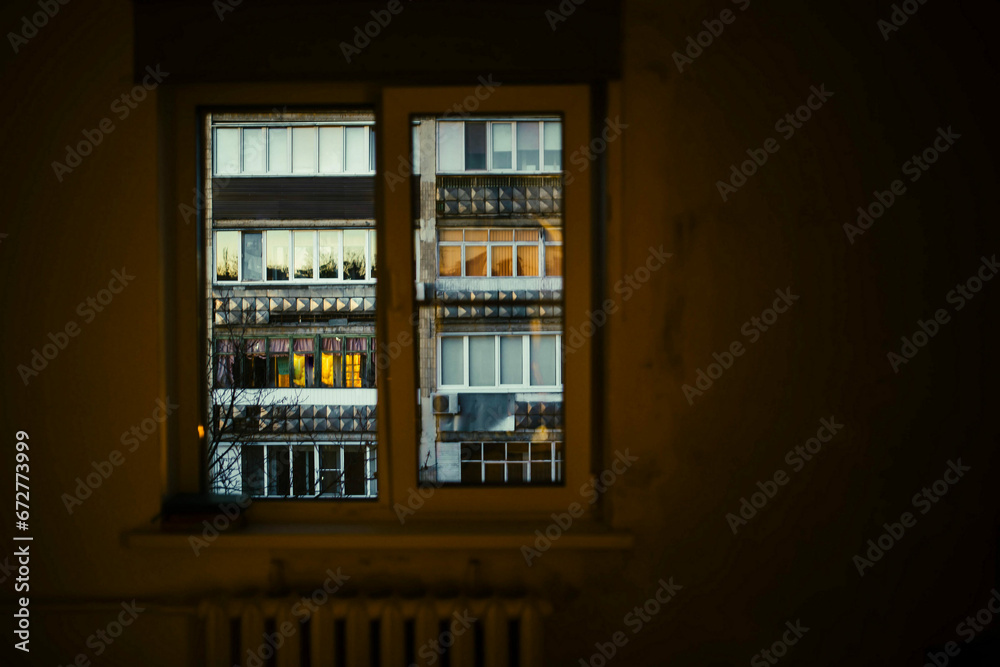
370 230 377 279
343 230 367 280
292 446 315 496
492 123 512 170
438 122 463 171
241 446 265 496
529 335 557 386
216 231 239 281
465 245 487 276
490 229 513 241
439 246 462 276
517 246 539 276
545 243 563 277
515 229 538 242
321 351 342 387
266 230 289 280
412 124 420 174
500 336 523 384
293 231 314 279
545 228 563 242
491 245 513 276
465 122 487 170
215 128 240 174
345 126 368 173
516 122 540 171
267 446 290 496
344 446 366 495
241 232 263 281
543 121 562 170
319 230 340 279
440 229 463 242
242 127 265 174
465 229 488 242
370 128 376 171
268 128 289 173
469 336 495 386
292 127 317 173
319 126 344 173
441 337 464 385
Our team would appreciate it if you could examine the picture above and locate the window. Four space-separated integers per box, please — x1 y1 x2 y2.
212 123 375 176
214 336 376 389
458 442 563 485
438 334 562 389
215 442 377 498
437 228 558 277
435 120 562 173
213 229 376 283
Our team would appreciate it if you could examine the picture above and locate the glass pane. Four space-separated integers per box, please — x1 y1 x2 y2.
215 128 240 174
484 463 505 483
319 126 344 173
441 337 464 385
412 124 420 174
267 446 290 496
469 336 495 386
370 128 376 171
490 229 513 241
465 245 487 276
491 245 513 276
464 122 487 170
517 246 539 276
240 232 262 281
500 336 523 384
465 229 488 242
438 122 463 171
344 446 366 495
439 246 462 276
319 230 340 279
516 122 540 171
292 127 317 173
321 351 342 387
515 229 538 242
242 127 265 174
292 447 315 496
370 230 377 279
543 121 562 170
294 231 314 279
268 128 289 173
241 447 265 496
345 126 368 173
492 123 512 170
545 243 563 277
529 335 557 386
440 229 463 242
266 230 289 280
216 231 239 281
343 230 367 279
546 228 563 242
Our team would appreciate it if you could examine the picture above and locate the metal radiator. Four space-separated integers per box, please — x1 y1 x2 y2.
200 595 549 667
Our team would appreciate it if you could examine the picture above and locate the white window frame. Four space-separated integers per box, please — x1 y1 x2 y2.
213 228 376 284
212 122 376 177
437 227 550 278
437 333 562 391
434 119 563 174
232 441 378 499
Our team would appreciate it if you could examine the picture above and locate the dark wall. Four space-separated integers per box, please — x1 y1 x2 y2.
1 0 998 664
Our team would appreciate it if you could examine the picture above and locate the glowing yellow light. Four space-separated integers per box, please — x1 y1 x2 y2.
197 425 205 438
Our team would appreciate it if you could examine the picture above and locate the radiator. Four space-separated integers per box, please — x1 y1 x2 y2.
199 595 549 667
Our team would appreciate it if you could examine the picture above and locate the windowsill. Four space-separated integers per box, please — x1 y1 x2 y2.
124 520 633 551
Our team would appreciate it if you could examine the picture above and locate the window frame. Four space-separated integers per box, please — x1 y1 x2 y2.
214 228 376 284
437 333 562 391
435 118 563 174
437 227 552 278
212 122 376 177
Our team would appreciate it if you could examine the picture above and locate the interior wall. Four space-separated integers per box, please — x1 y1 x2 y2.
1 0 998 664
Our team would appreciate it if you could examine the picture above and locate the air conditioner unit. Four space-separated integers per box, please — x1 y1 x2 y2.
432 393 459 414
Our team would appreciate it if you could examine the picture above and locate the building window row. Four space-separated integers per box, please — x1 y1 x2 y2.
437 119 562 173
438 227 562 277
439 333 562 389
213 124 375 176
458 441 564 485
215 229 376 283
214 442 376 498
215 336 376 389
